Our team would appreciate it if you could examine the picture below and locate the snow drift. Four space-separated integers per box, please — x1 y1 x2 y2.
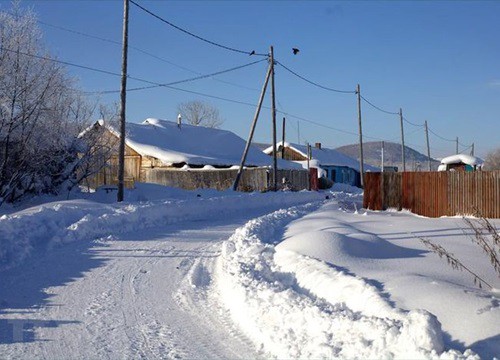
217 203 477 359
0 190 323 271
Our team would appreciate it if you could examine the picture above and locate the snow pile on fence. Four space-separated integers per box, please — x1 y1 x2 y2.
217 204 477 359
0 190 323 271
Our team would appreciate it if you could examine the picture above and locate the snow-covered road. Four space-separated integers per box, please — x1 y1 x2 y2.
0 207 285 359
1 186 498 359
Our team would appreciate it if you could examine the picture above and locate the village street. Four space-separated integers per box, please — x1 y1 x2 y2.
0 188 498 359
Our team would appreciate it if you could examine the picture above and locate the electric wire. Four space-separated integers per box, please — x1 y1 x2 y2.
129 0 267 57
402 116 425 127
0 44 472 150
34 17 260 92
0 46 123 77
86 59 267 94
0 45 265 98
359 95 399 115
275 60 356 94
428 128 456 142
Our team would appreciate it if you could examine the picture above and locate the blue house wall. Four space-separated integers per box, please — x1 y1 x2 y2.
322 165 361 187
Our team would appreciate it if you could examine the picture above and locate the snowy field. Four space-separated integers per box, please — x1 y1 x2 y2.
0 184 498 359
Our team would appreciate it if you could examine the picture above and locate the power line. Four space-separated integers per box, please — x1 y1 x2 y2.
129 0 267 57
359 94 399 115
275 61 356 94
86 59 267 94
0 46 123 77
0 45 265 97
402 116 425 127
35 16 260 92
428 128 456 142
1 44 470 150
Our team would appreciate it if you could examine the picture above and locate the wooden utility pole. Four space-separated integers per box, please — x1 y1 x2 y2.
270 46 278 191
297 120 300 144
233 61 272 191
456 137 459 154
117 0 129 202
356 84 365 187
399 108 406 172
281 117 286 159
425 120 431 171
381 141 385 172
306 143 311 191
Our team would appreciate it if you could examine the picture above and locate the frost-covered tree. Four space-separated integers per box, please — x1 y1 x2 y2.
484 148 500 170
0 4 96 204
177 100 224 128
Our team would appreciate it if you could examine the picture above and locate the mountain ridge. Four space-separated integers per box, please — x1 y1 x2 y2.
335 141 440 171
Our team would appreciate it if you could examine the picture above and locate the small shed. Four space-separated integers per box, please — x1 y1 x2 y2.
437 154 484 172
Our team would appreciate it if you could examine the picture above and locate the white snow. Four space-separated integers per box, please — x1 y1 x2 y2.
440 154 484 167
98 118 301 169
0 184 498 359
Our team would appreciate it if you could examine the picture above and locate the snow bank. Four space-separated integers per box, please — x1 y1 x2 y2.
217 204 477 359
0 191 323 271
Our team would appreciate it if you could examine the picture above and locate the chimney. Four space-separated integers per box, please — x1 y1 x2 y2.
177 113 182 128
315 142 321 150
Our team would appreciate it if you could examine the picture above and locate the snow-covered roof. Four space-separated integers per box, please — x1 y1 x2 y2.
263 141 379 172
97 118 300 169
439 154 484 167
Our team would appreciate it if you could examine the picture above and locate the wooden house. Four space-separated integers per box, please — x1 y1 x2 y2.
79 118 303 191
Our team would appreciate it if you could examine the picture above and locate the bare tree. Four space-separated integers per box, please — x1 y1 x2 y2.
0 4 97 204
177 100 224 128
484 148 500 170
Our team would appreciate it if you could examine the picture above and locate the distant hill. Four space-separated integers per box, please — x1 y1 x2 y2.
335 141 440 171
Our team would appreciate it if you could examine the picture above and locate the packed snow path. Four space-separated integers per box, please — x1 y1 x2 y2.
0 208 287 359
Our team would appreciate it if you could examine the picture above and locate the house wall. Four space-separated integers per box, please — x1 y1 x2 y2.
323 165 361 187
280 147 307 161
80 128 142 189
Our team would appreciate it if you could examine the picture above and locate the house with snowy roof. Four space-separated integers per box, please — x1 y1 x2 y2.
263 142 378 187
79 118 305 191
437 154 484 172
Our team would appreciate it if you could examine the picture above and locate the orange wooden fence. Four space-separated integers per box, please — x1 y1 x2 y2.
363 171 500 218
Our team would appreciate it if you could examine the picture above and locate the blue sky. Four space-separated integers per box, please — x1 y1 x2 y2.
3 0 499 158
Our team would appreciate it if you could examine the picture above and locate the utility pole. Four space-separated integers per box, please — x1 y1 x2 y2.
456 137 459 154
399 108 406 172
117 0 129 202
306 143 311 191
356 84 365 187
471 143 475 156
381 141 385 172
270 46 278 191
281 117 286 159
425 120 431 171
297 120 300 144
233 60 272 191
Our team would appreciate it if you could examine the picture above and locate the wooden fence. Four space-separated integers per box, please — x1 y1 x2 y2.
140 168 310 192
363 171 500 218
